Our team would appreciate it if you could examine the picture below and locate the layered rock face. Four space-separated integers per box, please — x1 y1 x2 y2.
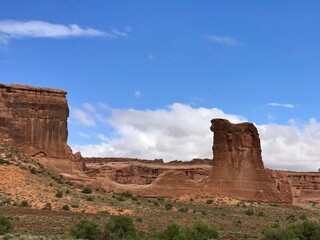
211 119 264 169
0 83 72 158
206 119 292 203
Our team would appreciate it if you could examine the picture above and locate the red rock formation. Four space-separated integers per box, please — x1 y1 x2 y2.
206 119 292 203
211 118 263 169
0 83 72 158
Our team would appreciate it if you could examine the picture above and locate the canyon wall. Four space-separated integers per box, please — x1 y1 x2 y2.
0 83 72 158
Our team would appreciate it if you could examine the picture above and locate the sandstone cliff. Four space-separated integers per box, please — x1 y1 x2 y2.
205 119 292 203
0 83 72 158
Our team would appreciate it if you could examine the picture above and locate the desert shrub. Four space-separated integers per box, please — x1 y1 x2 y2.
136 217 142 223
55 191 63 198
159 221 219 240
82 187 93 194
0 215 13 235
20 200 29 207
28 166 37 174
102 215 137 240
70 219 101 240
71 204 79 208
157 196 165 201
0 159 10 165
160 223 182 240
62 205 70 211
245 208 254 216
115 196 125 202
186 221 219 240
262 221 320 240
43 202 52 211
65 189 70 194
206 199 213 205
165 203 173 211
121 191 133 198
153 201 160 207
178 206 189 213
87 196 94 201
258 211 265 217
286 214 296 223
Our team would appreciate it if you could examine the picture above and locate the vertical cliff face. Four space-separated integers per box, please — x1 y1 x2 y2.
206 118 292 203
0 83 72 158
211 118 264 169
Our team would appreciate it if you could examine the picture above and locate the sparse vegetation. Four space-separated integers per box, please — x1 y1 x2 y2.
55 191 63 198
62 205 70 211
0 215 13 235
70 219 101 240
19 200 29 207
82 187 93 194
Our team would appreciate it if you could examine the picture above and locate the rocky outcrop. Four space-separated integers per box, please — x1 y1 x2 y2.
0 83 72 158
206 119 292 203
282 171 320 203
211 118 263 169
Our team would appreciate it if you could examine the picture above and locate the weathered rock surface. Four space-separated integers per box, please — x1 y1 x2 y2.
84 159 211 185
0 83 72 158
206 119 292 203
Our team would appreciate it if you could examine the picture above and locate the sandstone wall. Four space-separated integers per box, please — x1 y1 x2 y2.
207 119 292 203
0 83 72 158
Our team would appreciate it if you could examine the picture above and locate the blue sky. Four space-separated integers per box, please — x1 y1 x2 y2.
0 1 320 170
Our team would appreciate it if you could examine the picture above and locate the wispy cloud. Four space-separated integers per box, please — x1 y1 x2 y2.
148 54 155 60
0 20 129 44
134 90 142 98
82 103 96 113
71 108 96 126
268 102 295 109
207 35 240 47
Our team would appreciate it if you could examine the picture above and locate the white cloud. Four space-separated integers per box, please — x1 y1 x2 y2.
259 119 320 171
207 35 240 46
71 103 245 161
268 102 295 108
78 132 91 139
82 103 96 113
71 108 95 126
70 103 320 171
134 90 142 98
0 20 129 44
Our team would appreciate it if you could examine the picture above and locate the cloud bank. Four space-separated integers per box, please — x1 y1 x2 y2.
70 103 320 171
0 20 128 44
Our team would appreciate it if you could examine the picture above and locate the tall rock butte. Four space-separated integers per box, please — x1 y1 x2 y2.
205 119 292 203
0 83 72 158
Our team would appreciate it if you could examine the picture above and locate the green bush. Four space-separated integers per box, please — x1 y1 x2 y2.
0 215 13 235
55 191 63 198
186 221 219 240
70 219 101 240
62 205 70 211
87 196 94 201
121 191 133 198
262 221 320 240
82 186 93 194
43 202 52 211
245 208 254 216
206 199 213 204
0 159 10 165
159 221 219 240
103 215 137 240
20 200 29 207
165 203 173 211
